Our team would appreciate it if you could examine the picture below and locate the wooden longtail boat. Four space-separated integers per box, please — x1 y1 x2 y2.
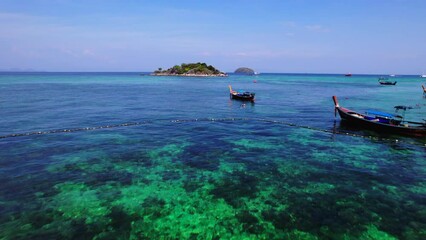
378 77 397 85
332 96 426 137
422 85 426 93
229 85 255 102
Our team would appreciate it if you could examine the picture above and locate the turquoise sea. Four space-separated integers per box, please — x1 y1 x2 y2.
0 72 425 239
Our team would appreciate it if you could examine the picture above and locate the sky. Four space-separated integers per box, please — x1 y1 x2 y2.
0 0 425 74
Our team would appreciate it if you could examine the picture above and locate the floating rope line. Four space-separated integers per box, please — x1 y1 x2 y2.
0 118 246 139
258 118 425 147
0 118 424 147
0 120 152 139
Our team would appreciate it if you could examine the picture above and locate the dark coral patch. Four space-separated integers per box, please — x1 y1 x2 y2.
112 152 154 168
283 192 373 238
141 196 167 219
161 170 181 181
183 178 204 193
181 145 221 171
210 171 259 207
107 206 137 239
84 171 133 187
261 209 293 230
236 210 264 234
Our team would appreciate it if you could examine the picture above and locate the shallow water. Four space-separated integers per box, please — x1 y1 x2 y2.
0 72 425 239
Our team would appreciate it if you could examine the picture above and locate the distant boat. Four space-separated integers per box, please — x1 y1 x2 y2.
345 73 352 77
389 74 396 77
421 74 426 78
229 85 255 102
332 96 426 137
378 77 397 85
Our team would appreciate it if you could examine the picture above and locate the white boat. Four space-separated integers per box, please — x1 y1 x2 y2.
421 74 426 78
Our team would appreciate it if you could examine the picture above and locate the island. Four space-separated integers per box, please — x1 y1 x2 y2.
152 62 228 77
234 67 256 75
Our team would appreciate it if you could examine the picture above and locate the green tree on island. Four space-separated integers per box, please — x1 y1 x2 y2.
153 62 227 76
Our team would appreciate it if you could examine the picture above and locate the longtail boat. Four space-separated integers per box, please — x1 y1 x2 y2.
423 85 426 93
378 77 397 85
229 85 255 102
332 96 426 137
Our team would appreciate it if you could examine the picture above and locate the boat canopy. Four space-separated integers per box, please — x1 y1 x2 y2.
365 110 398 119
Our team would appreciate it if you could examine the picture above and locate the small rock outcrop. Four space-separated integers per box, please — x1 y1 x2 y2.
234 67 255 75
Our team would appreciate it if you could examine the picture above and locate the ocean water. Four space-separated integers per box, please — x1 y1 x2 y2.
0 72 425 239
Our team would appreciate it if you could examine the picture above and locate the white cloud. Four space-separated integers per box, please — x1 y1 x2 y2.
280 21 297 28
82 49 95 57
305 25 330 33
200 52 212 56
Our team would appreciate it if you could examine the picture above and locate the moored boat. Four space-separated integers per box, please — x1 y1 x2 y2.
332 96 426 137
229 85 255 101
378 77 397 85
422 85 426 93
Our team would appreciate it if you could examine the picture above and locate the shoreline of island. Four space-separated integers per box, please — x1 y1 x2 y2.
150 62 228 77
151 72 228 77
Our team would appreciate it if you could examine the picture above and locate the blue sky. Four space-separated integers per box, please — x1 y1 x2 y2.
0 0 425 74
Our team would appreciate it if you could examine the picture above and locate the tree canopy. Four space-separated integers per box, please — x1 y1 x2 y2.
153 62 226 76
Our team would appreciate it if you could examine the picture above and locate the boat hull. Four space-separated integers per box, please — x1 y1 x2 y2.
230 93 255 101
228 85 255 102
379 81 397 85
333 96 426 137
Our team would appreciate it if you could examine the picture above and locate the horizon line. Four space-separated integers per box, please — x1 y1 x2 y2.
0 71 423 76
